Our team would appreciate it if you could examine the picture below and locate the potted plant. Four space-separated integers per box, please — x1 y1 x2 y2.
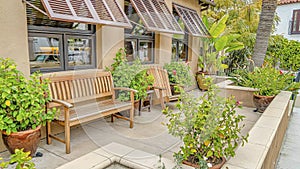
197 14 244 90
0 58 57 156
163 61 193 95
107 49 154 110
163 77 248 169
230 66 300 112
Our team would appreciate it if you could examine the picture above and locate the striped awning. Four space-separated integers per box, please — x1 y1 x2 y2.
27 0 132 28
173 3 209 37
129 0 184 34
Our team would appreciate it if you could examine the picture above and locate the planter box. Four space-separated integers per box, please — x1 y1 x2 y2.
222 91 292 169
216 80 259 108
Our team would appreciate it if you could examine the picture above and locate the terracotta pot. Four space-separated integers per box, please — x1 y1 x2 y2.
183 157 226 169
196 71 209 91
2 126 41 156
253 94 275 113
170 84 182 95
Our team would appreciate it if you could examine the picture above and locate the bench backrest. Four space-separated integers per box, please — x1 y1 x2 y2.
42 71 114 103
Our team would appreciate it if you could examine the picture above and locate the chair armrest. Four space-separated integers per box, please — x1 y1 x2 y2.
152 86 166 90
114 87 138 93
170 83 184 87
51 99 73 108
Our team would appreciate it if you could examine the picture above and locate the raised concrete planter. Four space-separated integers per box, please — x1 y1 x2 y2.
222 91 292 169
216 80 259 108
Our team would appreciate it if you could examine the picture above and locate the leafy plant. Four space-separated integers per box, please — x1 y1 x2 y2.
163 78 248 168
266 35 300 71
0 58 57 135
0 149 35 169
107 49 154 101
163 62 193 87
230 66 300 96
200 14 244 74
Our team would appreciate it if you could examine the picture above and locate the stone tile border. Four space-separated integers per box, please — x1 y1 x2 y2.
222 91 293 169
56 142 193 169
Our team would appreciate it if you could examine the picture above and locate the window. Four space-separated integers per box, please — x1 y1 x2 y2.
172 10 188 61
291 9 300 34
173 3 209 37
26 0 96 73
124 0 155 63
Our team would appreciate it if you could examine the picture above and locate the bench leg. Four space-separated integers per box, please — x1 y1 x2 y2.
64 108 71 154
46 121 52 145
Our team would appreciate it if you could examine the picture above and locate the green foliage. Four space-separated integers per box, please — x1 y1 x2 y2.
266 35 300 71
230 66 300 96
107 50 154 101
199 15 244 74
204 0 262 74
0 149 35 169
163 62 193 86
0 58 57 135
163 78 248 168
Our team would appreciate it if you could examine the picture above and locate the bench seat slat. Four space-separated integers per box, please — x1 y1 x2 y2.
56 101 131 122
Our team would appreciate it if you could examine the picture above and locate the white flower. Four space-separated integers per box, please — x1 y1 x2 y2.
203 156 208 161
207 163 212 168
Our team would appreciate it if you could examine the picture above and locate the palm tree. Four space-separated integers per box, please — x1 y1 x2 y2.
252 0 277 67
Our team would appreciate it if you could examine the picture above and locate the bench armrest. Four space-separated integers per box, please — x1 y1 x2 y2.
51 99 73 108
114 87 138 93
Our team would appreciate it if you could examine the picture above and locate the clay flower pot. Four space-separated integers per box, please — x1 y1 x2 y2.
253 94 275 113
183 157 226 169
2 126 41 156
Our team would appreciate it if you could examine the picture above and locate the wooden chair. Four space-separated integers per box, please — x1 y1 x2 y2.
147 67 180 109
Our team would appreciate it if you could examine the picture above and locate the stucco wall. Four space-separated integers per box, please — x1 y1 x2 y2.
0 1 30 76
275 3 300 41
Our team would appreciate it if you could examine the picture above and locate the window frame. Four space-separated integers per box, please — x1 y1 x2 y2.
124 0 155 64
28 32 65 73
172 36 189 62
291 9 300 34
28 26 96 73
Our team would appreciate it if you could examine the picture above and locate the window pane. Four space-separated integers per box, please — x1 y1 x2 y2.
125 40 137 62
172 40 177 61
139 41 153 63
178 41 188 61
29 36 61 69
67 37 92 67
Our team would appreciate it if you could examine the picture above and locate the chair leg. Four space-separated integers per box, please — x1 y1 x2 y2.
111 114 114 123
129 108 134 128
46 121 52 145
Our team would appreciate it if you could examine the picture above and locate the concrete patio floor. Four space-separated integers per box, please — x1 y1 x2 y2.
0 90 261 169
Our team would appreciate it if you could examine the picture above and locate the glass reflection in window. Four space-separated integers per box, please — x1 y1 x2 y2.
67 37 92 67
29 36 61 69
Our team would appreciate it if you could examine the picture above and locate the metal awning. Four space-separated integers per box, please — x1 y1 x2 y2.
25 0 132 28
129 0 184 35
173 3 209 37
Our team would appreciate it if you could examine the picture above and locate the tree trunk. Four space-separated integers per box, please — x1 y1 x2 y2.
252 0 277 67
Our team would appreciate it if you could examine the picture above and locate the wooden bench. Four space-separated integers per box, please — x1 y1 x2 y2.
42 71 136 154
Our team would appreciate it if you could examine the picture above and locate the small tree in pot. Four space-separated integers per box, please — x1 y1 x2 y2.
0 58 57 156
163 78 248 169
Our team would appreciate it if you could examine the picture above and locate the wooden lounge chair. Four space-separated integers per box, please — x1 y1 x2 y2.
147 67 180 109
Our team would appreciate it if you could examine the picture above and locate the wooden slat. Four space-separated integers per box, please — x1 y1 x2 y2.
60 81 67 100
40 0 132 28
130 0 184 34
173 3 209 37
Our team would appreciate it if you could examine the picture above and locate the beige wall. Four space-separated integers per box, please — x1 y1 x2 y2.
96 25 124 69
0 1 30 76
